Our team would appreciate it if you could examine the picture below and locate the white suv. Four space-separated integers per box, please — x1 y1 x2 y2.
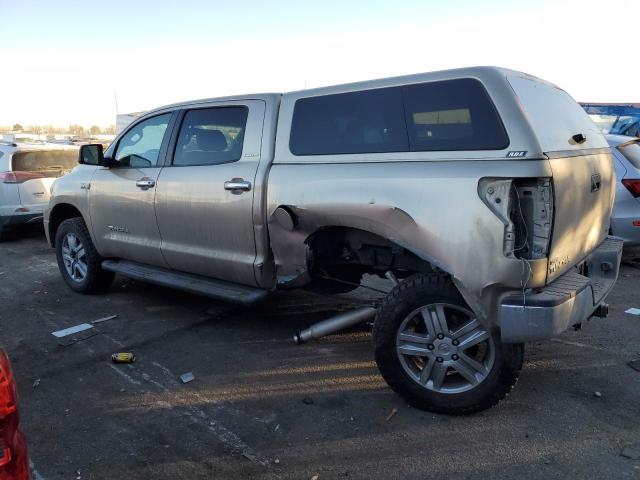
0 141 77 240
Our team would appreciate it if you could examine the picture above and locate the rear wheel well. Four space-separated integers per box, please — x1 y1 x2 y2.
305 227 439 287
49 204 83 247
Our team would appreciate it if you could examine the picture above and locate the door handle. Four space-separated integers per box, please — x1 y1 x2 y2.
136 178 156 189
224 179 251 193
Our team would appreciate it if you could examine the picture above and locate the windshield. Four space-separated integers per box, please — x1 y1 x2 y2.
581 104 640 136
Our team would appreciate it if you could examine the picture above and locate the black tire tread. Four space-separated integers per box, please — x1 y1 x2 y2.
55 218 114 294
373 272 524 415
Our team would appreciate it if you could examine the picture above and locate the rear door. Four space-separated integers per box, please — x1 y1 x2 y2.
154 101 265 286
508 75 615 282
89 112 174 267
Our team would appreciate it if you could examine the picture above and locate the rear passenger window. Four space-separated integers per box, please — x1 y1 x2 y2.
173 107 248 166
289 88 409 155
403 79 508 151
289 79 508 156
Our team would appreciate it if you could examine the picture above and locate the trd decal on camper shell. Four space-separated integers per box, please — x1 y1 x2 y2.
506 151 527 158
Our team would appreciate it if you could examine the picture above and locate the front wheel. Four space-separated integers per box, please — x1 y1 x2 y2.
373 273 523 414
55 218 114 294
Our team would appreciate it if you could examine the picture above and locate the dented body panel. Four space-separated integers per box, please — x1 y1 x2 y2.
267 160 551 325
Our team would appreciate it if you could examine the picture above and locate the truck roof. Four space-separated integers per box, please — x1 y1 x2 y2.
145 67 556 114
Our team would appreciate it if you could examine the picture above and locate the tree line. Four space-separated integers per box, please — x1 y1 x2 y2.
1 124 117 136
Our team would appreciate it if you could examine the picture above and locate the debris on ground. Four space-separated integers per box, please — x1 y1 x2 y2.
111 352 136 364
386 407 399 421
593 391 602 398
311 475 320 480
302 397 314 405
32 378 40 388
621 446 640 460
628 360 640 372
625 308 640 316
274 458 280 464
142 373 151 382
51 323 94 338
180 372 195 384
92 314 118 324
51 323 99 346
242 451 259 462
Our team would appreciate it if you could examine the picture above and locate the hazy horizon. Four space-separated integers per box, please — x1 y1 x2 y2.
1 0 637 127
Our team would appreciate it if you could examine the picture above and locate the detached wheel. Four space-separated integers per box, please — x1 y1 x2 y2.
373 273 523 414
55 218 114 294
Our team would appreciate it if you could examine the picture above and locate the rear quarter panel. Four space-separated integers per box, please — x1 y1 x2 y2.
267 159 552 323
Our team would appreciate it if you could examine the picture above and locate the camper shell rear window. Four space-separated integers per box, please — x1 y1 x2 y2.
289 78 509 156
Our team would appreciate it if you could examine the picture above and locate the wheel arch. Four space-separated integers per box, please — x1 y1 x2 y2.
48 203 84 247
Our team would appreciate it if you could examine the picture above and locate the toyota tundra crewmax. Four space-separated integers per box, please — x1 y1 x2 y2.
45 67 623 414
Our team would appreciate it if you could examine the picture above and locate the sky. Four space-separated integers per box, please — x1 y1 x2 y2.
0 0 637 128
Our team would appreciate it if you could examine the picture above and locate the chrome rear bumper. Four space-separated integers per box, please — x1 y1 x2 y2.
499 236 623 343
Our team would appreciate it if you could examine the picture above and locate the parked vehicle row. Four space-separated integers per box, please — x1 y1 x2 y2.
42 67 624 414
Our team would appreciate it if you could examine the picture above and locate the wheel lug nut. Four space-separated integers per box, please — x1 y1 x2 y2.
452 339 459 346
427 344 434 350
436 357 443 363
436 333 444 340
452 354 459 360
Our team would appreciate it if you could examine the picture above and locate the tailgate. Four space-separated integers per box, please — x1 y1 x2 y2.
547 151 615 282
506 73 615 283
17 177 55 207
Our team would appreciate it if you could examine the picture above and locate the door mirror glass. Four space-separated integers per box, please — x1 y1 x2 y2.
78 144 104 165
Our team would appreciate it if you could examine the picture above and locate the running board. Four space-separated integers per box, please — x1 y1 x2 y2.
101 260 269 306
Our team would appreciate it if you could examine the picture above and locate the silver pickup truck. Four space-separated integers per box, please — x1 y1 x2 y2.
45 67 623 414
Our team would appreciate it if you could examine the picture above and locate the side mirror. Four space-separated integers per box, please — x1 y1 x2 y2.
78 144 116 167
79 144 103 165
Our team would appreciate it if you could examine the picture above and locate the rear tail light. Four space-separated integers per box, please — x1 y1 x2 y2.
0 171 45 184
479 177 553 259
622 179 640 198
0 350 29 480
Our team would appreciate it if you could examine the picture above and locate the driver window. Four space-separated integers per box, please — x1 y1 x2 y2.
115 114 171 167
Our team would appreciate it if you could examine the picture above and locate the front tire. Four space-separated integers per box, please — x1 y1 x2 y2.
55 218 114 294
373 273 523 414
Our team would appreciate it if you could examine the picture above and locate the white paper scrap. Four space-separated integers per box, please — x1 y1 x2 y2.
51 323 94 338
625 308 640 316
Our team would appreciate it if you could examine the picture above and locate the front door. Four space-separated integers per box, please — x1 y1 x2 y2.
89 112 173 267
154 101 265 286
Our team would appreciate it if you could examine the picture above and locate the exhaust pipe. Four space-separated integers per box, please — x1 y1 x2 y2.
293 307 377 345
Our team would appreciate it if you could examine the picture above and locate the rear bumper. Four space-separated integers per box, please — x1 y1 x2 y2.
499 236 623 343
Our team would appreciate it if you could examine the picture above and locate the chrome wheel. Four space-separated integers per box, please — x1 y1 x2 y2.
61 233 88 283
396 303 495 394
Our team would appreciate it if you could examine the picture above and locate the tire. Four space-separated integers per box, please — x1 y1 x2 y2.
55 218 114 294
373 273 523 414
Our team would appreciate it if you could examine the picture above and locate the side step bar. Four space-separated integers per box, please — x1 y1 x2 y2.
101 260 269 306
